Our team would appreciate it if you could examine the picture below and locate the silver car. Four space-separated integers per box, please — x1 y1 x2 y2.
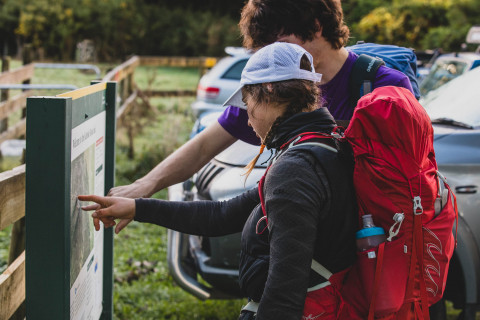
169 66 480 319
421 66 480 319
191 47 251 117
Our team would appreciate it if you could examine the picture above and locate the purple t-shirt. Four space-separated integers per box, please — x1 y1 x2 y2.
218 51 413 145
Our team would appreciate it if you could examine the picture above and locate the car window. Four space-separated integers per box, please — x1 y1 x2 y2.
420 59 469 96
221 59 248 80
420 66 480 127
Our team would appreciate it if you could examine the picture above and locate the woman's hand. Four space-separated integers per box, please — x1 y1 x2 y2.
78 195 135 234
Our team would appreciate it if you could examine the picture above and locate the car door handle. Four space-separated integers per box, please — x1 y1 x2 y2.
455 185 477 194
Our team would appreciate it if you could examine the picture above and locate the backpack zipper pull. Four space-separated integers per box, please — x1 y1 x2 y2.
387 213 405 241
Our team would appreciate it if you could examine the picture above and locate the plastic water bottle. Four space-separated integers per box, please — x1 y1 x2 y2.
356 215 387 258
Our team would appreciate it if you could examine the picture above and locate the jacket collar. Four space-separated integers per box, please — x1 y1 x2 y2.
267 108 336 149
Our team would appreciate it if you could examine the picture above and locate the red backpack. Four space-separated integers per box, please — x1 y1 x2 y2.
338 86 457 319
258 86 457 320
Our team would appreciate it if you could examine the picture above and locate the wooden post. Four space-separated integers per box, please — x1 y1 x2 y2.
127 73 134 99
21 45 33 119
8 149 26 320
0 56 10 135
122 77 129 105
127 115 135 160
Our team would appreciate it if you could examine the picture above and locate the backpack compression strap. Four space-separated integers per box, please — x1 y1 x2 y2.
349 54 385 108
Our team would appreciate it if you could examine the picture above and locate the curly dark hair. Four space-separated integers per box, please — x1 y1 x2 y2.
240 0 349 50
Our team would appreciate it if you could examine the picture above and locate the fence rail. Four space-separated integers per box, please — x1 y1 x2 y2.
139 56 217 68
0 64 34 85
0 165 25 319
0 54 215 319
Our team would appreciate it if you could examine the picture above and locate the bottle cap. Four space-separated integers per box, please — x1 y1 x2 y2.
362 214 375 228
356 227 385 239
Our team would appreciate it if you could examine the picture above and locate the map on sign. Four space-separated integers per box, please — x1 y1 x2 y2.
70 144 95 287
69 111 106 320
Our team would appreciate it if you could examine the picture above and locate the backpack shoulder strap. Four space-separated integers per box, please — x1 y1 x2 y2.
258 132 337 219
349 54 385 108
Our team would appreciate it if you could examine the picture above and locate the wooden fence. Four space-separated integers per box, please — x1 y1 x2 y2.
0 55 216 319
0 59 34 146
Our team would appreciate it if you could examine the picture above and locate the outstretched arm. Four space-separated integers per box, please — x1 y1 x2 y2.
108 121 237 198
79 188 260 236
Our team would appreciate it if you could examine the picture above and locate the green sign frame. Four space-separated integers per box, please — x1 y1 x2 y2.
26 81 116 320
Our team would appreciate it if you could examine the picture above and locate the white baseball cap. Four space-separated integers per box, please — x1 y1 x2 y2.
222 42 322 110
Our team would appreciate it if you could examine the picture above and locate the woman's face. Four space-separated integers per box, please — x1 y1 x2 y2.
245 95 286 143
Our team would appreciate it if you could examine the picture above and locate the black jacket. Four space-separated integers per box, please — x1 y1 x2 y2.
134 108 357 320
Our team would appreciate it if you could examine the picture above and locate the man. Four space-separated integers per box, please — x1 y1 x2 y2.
108 0 412 232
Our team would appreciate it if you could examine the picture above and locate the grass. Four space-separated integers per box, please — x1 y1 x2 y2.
112 222 244 320
134 66 200 91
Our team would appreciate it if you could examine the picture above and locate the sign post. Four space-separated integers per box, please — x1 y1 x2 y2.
26 81 116 320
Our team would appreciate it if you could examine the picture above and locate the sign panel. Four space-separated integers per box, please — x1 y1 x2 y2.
70 111 105 320
26 82 116 320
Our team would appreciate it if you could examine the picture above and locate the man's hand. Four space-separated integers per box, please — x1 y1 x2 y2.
78 195 135 234
107 180 152 198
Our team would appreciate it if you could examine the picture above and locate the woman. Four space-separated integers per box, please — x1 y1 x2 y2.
80 42 357 320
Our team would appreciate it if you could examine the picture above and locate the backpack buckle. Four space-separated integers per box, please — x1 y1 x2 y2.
331 132 343 139
413 196 423 215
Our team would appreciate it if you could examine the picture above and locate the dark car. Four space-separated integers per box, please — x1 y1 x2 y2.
167 62 480 319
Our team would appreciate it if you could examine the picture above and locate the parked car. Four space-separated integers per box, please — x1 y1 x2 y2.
420 66 480 319
190 47 251 117
168 56 480 320
415 49 442 83
419 52 480 96
419 26 480 97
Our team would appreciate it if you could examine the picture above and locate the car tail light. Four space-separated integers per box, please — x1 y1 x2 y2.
197 85 220 99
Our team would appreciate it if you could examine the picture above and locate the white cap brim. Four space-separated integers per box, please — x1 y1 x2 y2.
222 86 246 110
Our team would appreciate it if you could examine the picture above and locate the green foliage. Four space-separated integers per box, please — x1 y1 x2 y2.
352 1 449 48
1 0 242 60
129 5 240 57
3 0 480 59
346 0 479 51
343 0 393 28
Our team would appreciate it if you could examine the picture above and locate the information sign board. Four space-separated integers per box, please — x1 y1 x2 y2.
26 81 116 320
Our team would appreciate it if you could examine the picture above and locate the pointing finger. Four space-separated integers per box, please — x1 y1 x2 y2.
81 204 100 211
78 195 109 207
